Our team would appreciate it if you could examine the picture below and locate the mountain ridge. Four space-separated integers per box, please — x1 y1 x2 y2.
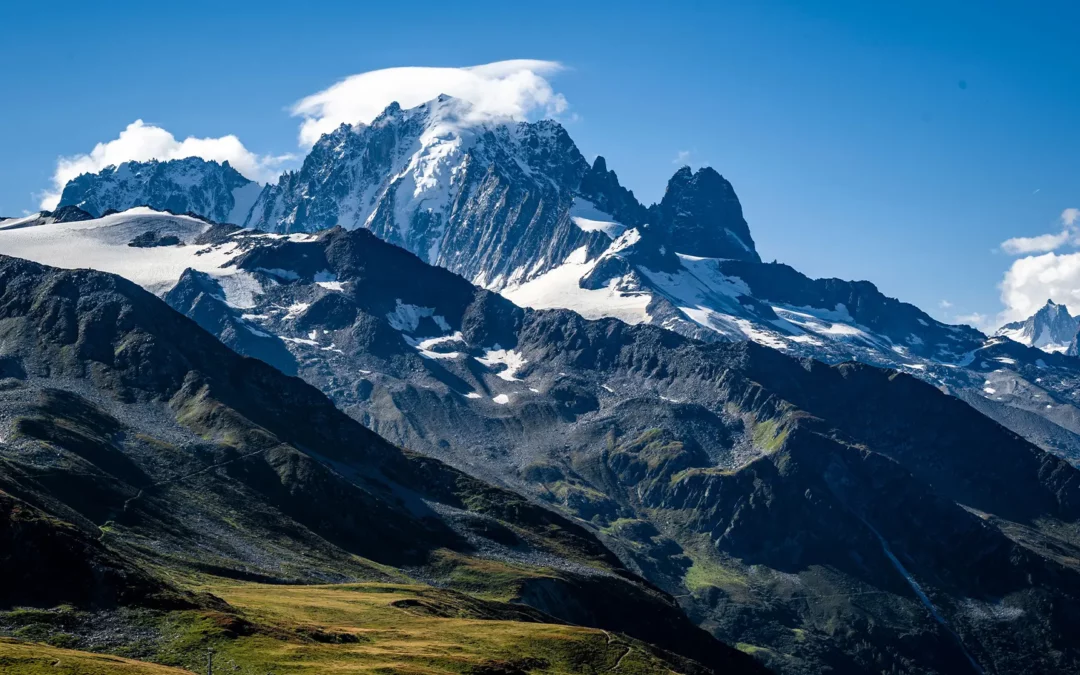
0 251 760 674
7 207 1080 672
47 99 977 374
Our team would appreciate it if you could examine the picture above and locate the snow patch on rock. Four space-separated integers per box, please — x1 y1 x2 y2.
476 347 528 381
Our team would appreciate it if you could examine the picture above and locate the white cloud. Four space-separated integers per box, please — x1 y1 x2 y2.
992 209 1080 327
939 299 953 309
40 120 291 210
1000 230 1073 255
998 250 1080 324
290 60 568 147
673 150 692 165
999 208 1080 255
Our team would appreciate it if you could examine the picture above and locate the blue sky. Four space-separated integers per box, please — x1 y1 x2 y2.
2 0 1078 328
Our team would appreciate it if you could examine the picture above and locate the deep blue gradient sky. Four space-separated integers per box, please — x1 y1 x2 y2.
2 0 1077 327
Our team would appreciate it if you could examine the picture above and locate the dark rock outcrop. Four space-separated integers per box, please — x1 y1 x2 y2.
651 166 760 261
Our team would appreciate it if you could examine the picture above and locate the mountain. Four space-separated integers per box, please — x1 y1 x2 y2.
56 157 262 225
650 165 759 261
31 96 1080 671
231 99 991 374
244 96 759 285
49 100 980 379
235 98 1080 468
7 209 1080 673
997 299 1079 353
46 102 1080 468
175 225 1080 674
0 253 762 674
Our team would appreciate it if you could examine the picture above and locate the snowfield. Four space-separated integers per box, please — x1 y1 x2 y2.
0 207 260 307
568 197 629 239
501 245 653 325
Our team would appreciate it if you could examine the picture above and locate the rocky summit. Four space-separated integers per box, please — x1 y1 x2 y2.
996 299 1080 354
56 157 262 226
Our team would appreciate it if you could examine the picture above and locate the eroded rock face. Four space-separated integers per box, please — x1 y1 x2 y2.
244 97 604 289
243 100 766 291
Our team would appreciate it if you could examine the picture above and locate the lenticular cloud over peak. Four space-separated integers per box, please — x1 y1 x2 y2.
290 59 569 147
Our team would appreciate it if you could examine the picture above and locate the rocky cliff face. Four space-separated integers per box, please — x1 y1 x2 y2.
57 157 262 225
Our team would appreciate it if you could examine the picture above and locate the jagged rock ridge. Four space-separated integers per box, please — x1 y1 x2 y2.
57 157 262 225
996 299 1080 354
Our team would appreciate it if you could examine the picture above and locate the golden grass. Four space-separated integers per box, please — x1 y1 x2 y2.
165 580 684 673
2 575 696 673
0 637 193 674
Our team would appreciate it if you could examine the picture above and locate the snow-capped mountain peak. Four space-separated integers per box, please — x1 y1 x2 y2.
997 299 1079 353
244 96 595 286
45 97 986 383
57 157 261 225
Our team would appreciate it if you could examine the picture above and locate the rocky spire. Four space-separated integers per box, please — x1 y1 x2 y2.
651 166 760 262
578 155 649 227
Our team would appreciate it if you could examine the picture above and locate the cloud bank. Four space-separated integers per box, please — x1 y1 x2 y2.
999 250 1080 323
290 60 568 146
40 120 290 210
997 209 1080 323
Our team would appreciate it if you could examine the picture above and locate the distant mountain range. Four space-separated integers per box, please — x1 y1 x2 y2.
49 98 983 362
8 96 1080 673
36 98 1080 465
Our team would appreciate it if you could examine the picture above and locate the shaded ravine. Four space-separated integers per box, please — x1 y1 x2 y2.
867 524 985 675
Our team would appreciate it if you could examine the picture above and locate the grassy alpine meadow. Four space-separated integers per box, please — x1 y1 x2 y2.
0 578 701 674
